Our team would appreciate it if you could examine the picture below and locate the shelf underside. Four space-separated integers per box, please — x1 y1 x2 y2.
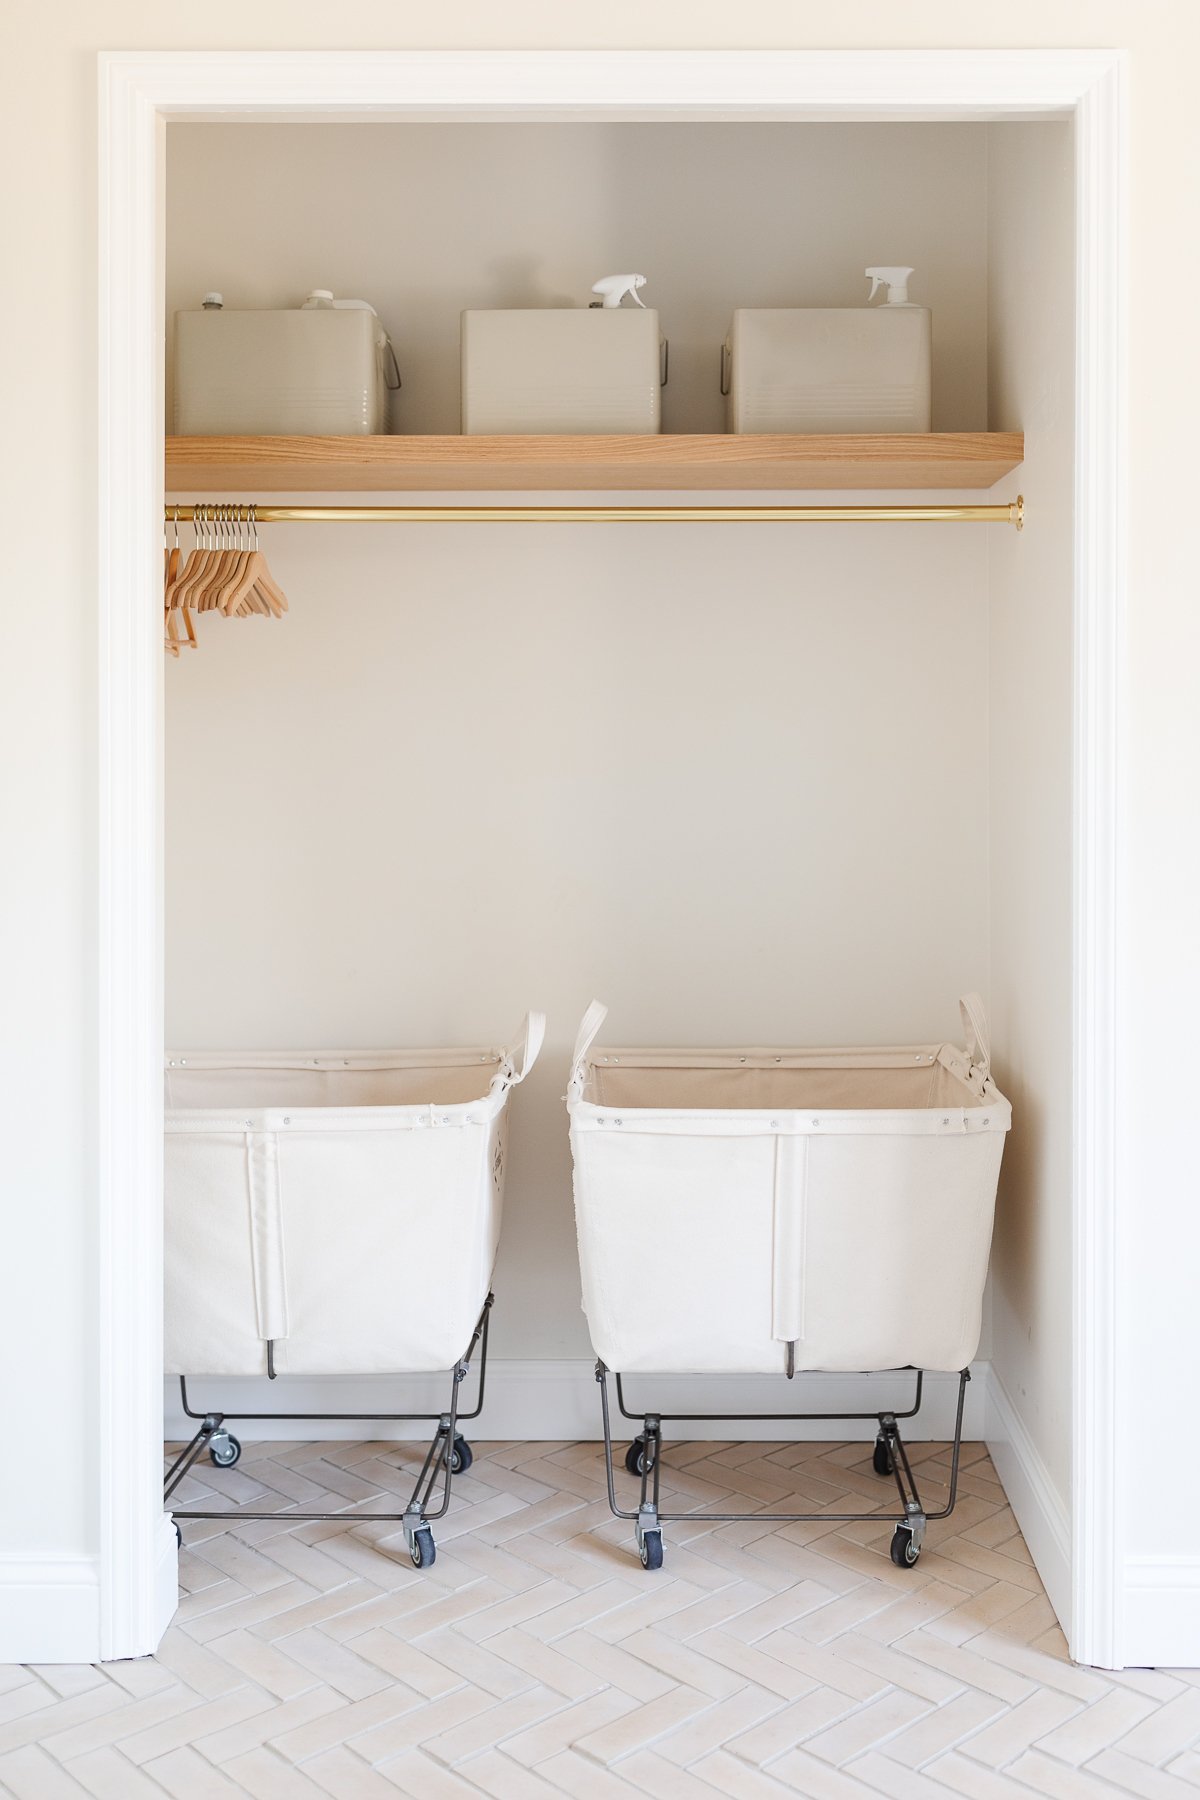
166 432 1024 494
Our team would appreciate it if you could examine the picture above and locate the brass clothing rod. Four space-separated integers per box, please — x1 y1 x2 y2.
167 498 1024 528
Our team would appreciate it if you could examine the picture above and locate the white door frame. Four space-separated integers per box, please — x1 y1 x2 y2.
97 47 1126 1662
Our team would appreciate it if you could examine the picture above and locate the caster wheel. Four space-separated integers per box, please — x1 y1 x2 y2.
449 1437 473 1475
639 1529 664 1571
890 1526 921 1568
624 1438 656 1477
873 1437 893 1477
409 1528 437 1569
209 1432 241 1469
173 1521 182 1550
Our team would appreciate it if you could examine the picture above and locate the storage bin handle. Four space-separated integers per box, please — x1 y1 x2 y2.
569 999 609 1092
493 1011 546 1091
959 993 991 1078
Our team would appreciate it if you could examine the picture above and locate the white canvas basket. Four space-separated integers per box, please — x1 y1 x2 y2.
164 1013 544 1377
567 998 1010 1377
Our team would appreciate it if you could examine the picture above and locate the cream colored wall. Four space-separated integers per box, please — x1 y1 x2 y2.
162 120 992 1362
165 122 989 434
985 122 1076 1505
164 526 991 1357
4 1 1199 1665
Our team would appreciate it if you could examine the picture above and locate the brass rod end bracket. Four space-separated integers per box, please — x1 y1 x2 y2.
1013 494 1025 531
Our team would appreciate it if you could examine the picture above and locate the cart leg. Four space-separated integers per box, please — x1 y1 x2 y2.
634 1415 664 1570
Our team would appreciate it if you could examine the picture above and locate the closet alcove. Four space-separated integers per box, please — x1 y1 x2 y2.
163 117 1072 1607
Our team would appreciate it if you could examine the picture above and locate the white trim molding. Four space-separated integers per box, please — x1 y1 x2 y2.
1070 50 1128 1671
986 1367 1072 1630
165 1360 990 1448
92 47 1127 1666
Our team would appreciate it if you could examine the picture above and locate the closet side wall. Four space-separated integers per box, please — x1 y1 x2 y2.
985 123 1076 1561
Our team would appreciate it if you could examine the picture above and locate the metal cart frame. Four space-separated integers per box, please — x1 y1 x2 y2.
596 1360 970 1571
164 1294 493 1569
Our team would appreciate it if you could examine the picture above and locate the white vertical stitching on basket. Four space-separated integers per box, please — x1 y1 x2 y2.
245 1129 289 1346
771 1131 808 1346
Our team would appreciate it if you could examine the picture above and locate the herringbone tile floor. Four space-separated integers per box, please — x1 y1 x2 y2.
5 1436 1199 1797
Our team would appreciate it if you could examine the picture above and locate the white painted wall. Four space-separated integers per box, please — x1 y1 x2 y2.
166 121 989 434
164 524 992 1357
162 121 992 1365
3 0 1199 1670
983 120 1076 1619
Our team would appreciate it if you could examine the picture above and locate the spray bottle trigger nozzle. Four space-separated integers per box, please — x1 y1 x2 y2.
865 266 915 305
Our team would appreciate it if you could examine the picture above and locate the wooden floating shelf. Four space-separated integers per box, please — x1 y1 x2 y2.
166 432 1024 495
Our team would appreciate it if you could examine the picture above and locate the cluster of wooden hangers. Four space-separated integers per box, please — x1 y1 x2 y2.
164 504 289 655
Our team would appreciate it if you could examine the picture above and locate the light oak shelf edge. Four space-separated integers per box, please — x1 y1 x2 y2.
165 432 1025 495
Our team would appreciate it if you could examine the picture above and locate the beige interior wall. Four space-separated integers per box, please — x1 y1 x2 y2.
163 122 993 1362
164 527 991 1360
985 121 1076 1506
165 121 989 434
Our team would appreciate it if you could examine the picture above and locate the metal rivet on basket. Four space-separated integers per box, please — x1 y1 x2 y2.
770 1119 778 1128
615 1118 623 1126
283 1116 290 1125
943 1117 950 1125
812 1117 820 1126
984 1117 990 1126
774 1057 781 1064
180 1058 187 1065
443 1116 451 1125
739 1057 746 1064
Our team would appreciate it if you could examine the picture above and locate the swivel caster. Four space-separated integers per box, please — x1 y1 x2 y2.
639 1529 664 1570
208 1431 242 1469
890 1525 921 1568
624 1436 656 1477
408 1527 437 1569
448 1436 473 1475
873 1436 893 1477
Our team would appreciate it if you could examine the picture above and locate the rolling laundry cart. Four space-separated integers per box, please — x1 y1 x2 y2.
567 998 1010 1571
163 1011 544 1568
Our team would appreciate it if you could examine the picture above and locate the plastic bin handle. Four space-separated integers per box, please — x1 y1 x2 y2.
569 1000 609 1091
500 1011 546 1087
959 993 991 1078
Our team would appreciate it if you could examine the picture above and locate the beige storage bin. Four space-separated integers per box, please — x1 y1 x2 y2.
174 292 399 436
724 300 932 435
461 308 664 435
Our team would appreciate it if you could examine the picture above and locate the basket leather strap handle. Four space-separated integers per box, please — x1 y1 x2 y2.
570 999 609 1091
503 1011 546 1086
959 993 991 1078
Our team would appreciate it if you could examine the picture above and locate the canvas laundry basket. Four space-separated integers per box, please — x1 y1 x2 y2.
164 1013 544 1377
568 997 1010 1377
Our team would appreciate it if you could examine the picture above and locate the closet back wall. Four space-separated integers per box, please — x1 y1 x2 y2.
166 122 989 433
165 122 992 1363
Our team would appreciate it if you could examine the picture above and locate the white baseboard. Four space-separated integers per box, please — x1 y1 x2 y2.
986 1365 1071 1630
1123 1559 1200 1669
0 1556 100 1664
166 1359 988 1444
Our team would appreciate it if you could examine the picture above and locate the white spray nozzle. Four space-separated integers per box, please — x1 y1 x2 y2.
591 273 648 309
866 266 915 305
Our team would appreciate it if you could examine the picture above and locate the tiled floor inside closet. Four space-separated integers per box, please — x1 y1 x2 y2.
4 1436 1200 1797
